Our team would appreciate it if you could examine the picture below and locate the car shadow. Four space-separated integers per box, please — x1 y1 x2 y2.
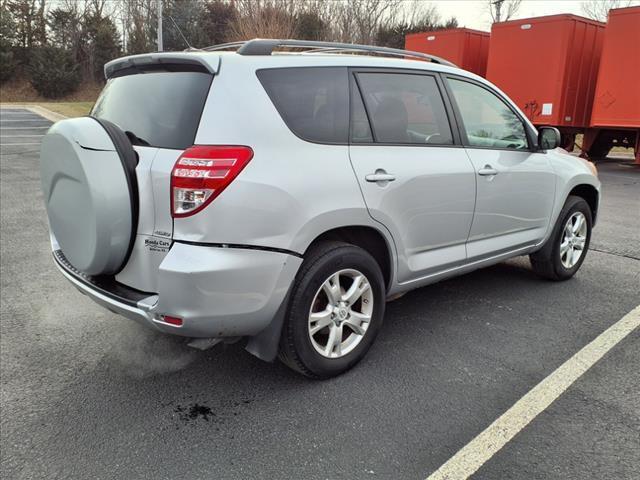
79 257 548 419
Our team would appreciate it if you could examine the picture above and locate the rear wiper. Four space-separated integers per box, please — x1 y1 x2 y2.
124 130 150 146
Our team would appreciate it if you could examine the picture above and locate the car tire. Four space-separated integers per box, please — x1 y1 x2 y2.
278 241 386 379
530 195 592 281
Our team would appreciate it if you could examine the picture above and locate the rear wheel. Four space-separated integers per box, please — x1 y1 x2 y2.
279 241 385 379
530 196 592 281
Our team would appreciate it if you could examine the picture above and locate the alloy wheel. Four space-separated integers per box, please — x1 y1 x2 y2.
560 211 588 268
308 269 374 359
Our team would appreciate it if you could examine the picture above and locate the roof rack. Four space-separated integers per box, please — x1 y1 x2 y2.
202 39 457 68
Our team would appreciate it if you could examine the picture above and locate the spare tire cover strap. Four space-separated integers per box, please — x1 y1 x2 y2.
89 116 139 274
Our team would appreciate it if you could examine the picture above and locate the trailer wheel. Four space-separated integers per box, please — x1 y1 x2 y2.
560 133 576 151
587 132 612 159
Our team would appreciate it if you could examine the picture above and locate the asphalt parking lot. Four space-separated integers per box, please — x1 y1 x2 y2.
1 107 638 480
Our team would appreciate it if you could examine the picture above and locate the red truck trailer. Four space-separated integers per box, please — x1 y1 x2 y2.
405 28 490 76
486 14 605 150
584 6 640 163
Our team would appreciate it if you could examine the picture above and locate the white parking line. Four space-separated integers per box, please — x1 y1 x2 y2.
0 118 49 123
0 135 44 137
0 142 42 146
427 305 640 480
0 126 49 130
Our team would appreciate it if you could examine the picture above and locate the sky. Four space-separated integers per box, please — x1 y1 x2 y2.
430 0 628 30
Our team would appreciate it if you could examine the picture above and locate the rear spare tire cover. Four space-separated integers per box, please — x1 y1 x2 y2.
40 117 138 276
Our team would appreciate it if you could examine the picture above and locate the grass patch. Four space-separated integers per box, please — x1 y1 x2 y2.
0 77 102 103
35 102 94 117
0 101 93 118
1 77 99 118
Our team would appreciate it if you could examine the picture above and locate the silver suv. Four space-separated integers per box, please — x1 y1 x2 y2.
40 39 600 378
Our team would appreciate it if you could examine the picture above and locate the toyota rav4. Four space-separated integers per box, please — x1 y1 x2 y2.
40 39 600 378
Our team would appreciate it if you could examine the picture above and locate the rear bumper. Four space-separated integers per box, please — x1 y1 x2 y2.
53 242 302 338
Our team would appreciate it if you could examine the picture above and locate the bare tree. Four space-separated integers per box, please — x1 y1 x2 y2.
581 0 637 21
322 0 408 45
121 0 157 54
487 0 522 23
350 0 402 45
230 0 299 41
402 1 442 28
6 0 48 49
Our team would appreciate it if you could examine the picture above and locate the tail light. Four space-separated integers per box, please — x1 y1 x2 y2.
170 145 253 218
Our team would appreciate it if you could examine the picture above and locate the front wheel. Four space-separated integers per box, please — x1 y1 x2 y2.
530 196 592 281
278 241 386 379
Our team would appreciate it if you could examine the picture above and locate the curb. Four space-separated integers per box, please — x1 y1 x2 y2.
0 103 68 122
28 105 68 122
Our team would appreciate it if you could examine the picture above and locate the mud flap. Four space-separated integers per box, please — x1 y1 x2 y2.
244 287 293 362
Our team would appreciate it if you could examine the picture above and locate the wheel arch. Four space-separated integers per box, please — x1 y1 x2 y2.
303 225 394 293
568 183 599 225
245 224 395 364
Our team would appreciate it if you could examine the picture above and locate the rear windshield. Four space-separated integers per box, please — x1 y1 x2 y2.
92 71 213 150
257 67 349 144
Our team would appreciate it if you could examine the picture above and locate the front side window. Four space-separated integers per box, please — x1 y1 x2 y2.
355 72 453 145
257 67 349 144
448 78 528 150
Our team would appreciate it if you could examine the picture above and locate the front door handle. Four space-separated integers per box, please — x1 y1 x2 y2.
478 165 499 176
365 169 396 183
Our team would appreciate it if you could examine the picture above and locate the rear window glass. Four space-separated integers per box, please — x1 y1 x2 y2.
92 71 212 150
257 67 349 144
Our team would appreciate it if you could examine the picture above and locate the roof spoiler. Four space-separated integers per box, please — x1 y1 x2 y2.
104 53 220 79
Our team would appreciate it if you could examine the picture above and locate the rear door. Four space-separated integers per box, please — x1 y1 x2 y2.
91 66 213 291
443 75 556 260
348 69 476 284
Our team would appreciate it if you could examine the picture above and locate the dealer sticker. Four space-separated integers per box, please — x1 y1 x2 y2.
144 237 171 253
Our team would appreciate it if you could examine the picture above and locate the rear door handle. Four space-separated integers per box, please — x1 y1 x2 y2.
478 165 499 176
365 171 396 183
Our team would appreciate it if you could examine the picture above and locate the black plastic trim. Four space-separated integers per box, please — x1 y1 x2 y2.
53 250 154 307
174 240 303 258
233 39 456 67
88 117 139 273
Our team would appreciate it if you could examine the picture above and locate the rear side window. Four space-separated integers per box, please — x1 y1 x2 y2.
355 73 453 145
92 71 213 150
257 67 349 144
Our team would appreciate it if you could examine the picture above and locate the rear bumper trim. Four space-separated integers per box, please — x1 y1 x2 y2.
53 250 155 308
52 244 303 339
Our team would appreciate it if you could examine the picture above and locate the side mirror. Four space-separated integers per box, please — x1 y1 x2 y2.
538 126 561 150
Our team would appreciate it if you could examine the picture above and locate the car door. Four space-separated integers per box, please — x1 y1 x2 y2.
348 69 476 284
444 75 557 260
